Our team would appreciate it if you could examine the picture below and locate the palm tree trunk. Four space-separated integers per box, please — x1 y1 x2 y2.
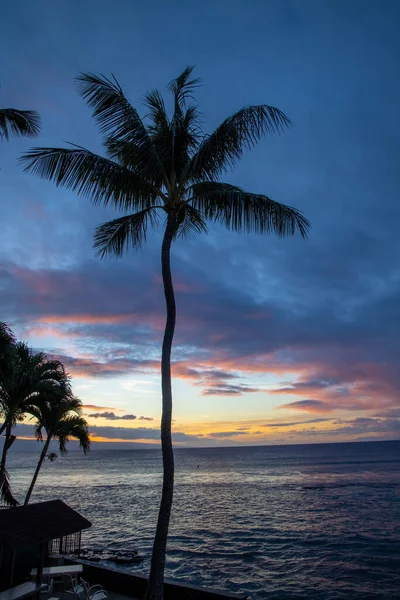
145 211 177 600
0 422 6 436
0 422 18 506
24 435 51 505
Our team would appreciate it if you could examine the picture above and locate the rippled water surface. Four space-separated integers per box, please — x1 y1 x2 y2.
8 441 400 599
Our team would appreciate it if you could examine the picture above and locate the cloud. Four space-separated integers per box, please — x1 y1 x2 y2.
4 248 400 425
268 418 333 428
290 417 400 439
207 431 248 438
82 404 119 411
272 379 338 394
278 399 331 413
202 384 260 396
88 425 204 443
88 412 137 421
173 432 204 441
49 354 159 379
173 366 239 382
87 412 154 422
373 409 400 419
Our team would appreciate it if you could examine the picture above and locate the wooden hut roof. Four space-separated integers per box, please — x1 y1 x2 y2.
0 500 91 549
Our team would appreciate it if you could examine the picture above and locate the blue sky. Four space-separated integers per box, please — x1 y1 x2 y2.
1 0 400 446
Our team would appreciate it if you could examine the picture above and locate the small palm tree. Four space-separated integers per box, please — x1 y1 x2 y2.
21 66 310 599
24 394 90 505
0 107 40 141
0 343 68 505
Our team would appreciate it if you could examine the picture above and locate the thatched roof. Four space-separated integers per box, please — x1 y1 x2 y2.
0 500 91 549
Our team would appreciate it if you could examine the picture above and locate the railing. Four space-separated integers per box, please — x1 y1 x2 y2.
48 532 82 556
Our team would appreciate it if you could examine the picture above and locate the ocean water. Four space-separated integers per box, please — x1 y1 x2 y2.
7 441 400 599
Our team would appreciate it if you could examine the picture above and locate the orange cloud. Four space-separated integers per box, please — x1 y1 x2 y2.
82 404 122 412
89 435 157 444
33 312 166 331
40 314 138 325
25 325 75 340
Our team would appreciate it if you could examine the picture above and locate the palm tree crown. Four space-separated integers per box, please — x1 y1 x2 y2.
0 342 69 428
30 395 90 455
20 66 309 252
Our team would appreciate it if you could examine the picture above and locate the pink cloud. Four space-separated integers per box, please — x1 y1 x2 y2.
39 313 140 325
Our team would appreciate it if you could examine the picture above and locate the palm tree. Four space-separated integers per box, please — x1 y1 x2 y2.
24 394 90 505
20 66 310 599
0 108 40 141
0 343 68 505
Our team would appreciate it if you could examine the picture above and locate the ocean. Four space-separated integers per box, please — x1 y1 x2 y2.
7 440 400 599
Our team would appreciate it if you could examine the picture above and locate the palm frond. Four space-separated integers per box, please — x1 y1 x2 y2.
55 394 82 416
27 405 43 423
143 89 170 132
56 415 90 454
33 358 66 380
188 105 291 181
143 92 202 182
0 322 16 346
0 322 16 381
190 182 310 237
30 391 84 443
76 72 143 138
0 109 40 141
174 104 202 180
76 73 164 180
14 342 36 364
94 208 160 258
20 147 160 211
167 66 201 109
70 420 90 453
182 104 202 139
175 204 208 239
141 89 172 176
33 422 43 441
57 433 68 455
0 468 18 506
168 67 202 181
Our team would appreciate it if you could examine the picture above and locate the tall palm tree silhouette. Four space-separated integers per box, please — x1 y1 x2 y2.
21 66 310 599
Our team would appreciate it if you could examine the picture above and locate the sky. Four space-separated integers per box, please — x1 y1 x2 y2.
1 0 400 448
